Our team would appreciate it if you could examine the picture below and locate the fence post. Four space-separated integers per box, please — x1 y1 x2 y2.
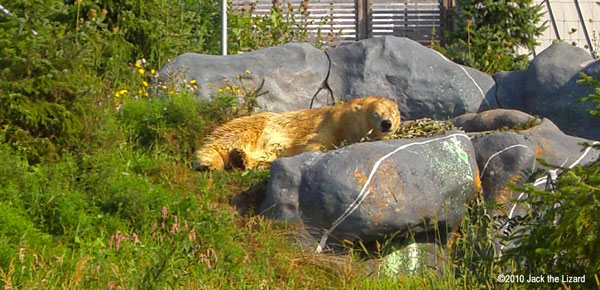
356 0 370 40
221 0 228 55
440 0 455 45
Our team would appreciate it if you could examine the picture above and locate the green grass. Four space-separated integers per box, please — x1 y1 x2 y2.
1 89 599 289
0 87 517 289
1 1 599 288
0 90 463 289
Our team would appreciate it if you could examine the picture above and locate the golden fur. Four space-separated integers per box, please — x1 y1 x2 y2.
194 96 401 170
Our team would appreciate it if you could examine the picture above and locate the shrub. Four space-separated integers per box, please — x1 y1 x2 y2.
502 161 600 288
577 72 600 116
118 91 210 161
63 0 221 70
438 0 547 74
0 0 101 163
1 0 333 164
228 0 337 53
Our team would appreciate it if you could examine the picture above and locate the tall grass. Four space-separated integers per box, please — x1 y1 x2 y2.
1 0 599 289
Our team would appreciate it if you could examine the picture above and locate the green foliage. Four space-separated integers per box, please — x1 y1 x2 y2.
450 195 509 288
0 0 331 165
228 0 337 53
5 0 597 288
203 72 267 122
502 161 600 288
438 0 547 73
119 91 209 160
64 0 221 69
391 118 457 139
577 72 600 116
0 0 100 163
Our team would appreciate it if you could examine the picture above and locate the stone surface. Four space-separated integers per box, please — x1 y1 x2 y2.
261 131 480 245
159 36 498 118
471 132 536 205
157 43 330 112
379 243 444 277
471 118 600 207
328 36 497 120
452 109 539 132
495 42 600 140
258 152 320 222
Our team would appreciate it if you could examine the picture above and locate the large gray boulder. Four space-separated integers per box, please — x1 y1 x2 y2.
157 43 330 112
158 37 497 118
466 113 600 255
495 42 600 140
452 109 540 132
328 36 497 120
260 131 480 246
470 117 600 207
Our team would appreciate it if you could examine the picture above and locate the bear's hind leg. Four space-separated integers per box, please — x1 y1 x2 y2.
241 150 277 170
194 147 226 171
287 142 327 156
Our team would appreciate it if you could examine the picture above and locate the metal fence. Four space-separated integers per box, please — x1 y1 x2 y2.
533 0 600 56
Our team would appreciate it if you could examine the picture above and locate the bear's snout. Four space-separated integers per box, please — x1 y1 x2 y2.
380 119 393 132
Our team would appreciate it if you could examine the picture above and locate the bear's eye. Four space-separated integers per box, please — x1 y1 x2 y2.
372 111 380 117
392 111 397 116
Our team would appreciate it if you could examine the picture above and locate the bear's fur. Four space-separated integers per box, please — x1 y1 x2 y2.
194 96 401 170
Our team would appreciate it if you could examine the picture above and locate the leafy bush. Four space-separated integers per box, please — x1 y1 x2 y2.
1 0 332 165
228 0 336 53
63 0 221 70
438 0 547 74
119 91 209 160
0 0 101 163
501 161 600 288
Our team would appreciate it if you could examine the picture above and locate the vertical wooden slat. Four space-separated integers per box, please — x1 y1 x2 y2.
356 0 370 40
232 0 443 44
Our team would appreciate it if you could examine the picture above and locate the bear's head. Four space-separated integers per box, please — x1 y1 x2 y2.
351 96 401 140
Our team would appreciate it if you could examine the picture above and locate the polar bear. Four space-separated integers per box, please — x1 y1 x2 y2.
194 96 401 170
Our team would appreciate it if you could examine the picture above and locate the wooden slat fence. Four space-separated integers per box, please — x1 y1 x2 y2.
232 0 450 45
370 0 442 42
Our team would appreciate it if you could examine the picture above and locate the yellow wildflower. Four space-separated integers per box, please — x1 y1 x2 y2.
162 85 167 90
138 68 145 75
219 88 224 93
190 79 196 85
135 60 142 68
245 69 251 74
142 81 149 87
193 85 198 89
151 69 156 74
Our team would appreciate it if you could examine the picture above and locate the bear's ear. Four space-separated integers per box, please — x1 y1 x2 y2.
352 104 362 112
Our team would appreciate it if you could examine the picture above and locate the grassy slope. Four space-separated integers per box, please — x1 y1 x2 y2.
0 90 436 289
1 80 511 288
